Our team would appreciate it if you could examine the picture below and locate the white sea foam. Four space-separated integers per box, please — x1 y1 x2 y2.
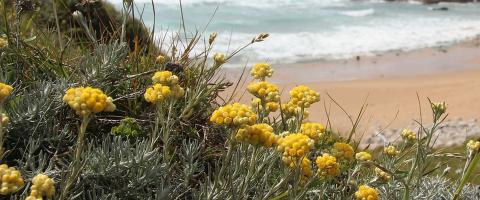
107 0 351 8
107 0 480 65
340 8 375 17
203 18 480 64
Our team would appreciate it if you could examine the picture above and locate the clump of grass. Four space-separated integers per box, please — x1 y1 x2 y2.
0 1 478 200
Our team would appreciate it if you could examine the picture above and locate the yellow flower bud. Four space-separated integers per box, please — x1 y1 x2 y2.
213 53 226 65
355 151 373 162
156 55 166 64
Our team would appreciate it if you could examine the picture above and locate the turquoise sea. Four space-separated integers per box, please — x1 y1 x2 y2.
108 0 480 64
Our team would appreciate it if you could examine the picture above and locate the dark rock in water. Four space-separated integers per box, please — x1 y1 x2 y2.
422 0 476 4
432 7 449 11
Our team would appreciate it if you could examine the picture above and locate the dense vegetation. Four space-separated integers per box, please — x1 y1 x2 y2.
0 1 479 199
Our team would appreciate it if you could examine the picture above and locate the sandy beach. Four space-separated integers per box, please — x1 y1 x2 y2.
222 38 480 145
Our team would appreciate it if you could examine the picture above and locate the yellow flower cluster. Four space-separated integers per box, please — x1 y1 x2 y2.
251 98 279 112
300 122 325 141
0 164 24 195
383 145 398 156
26 173 55 200
145 71 185 104
63 87 116 117
0 38 7 49
277 133 314 158
144 83 184 103
315 153 340 177
281 101 309 119
152 71 179 85
467 140 480 152
374 167 391 181
210 103 257 127
282 157 314 182
0 82 13 102
250 63 273 80
355 151 372 162
1 113 9 125
355 185 379 200
289 85 320 108
247 81 280 102
401 129 416 141
332 142 354 160
235 123 278 147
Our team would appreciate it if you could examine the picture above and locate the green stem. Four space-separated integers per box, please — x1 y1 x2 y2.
453 153 480 200
162 101 174 162
401 179 410 200
240 146 258 196
59 115 90 200
218 131 236 181
151 103 162 148
0 105 4 160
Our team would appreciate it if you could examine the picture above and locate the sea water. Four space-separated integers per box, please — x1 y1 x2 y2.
107 0 480 64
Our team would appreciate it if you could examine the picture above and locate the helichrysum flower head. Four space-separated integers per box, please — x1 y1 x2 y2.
0 82 13 103
355 151 373 162
281 101 309 119
147 71 184 103
1 113 9 125
355 185 379 200
300 122 325 141
250 63 273 80
0 164 24 195
251 98 280 112
374 167 391 181
282 157 313 182
213 53 226 65
466 140 480 152
277 133 314 158
63 87 116 117
0 37 8 49
210 103 257 127
144 84 171 103
144 83 184 103
315 153 340 177
332 142 354 160
383 145 399 157
26 173 55 200
235 123 278 147
401 128 416 141
152 71 179 86
156 55 166 64
289 85 320 108
247 81 280 102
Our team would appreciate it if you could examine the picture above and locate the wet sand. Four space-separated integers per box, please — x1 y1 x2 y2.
221 37 480 137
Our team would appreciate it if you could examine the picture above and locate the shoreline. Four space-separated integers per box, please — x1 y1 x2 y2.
223 36 480 82
221 37 480 147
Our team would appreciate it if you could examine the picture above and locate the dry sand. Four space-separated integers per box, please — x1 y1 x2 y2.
221 37 480 140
